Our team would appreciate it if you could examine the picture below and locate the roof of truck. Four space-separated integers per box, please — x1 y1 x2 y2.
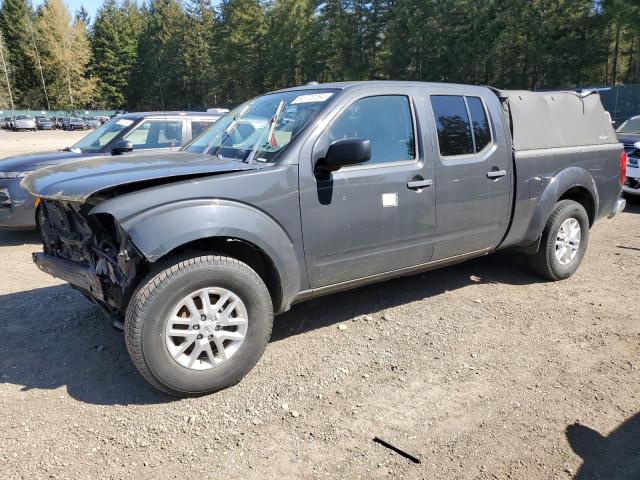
276 80 490 93
278 81 619 150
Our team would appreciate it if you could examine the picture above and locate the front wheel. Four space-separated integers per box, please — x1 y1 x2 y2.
527 200 589 281
125 254 273 397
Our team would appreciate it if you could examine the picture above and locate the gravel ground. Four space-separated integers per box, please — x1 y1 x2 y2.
0 132 638 479
1 129 87 158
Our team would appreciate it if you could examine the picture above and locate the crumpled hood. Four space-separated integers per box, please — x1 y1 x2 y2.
21 150 258 202
0 150 84 171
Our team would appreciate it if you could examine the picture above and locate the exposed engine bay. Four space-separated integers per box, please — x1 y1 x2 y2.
36 199 143 315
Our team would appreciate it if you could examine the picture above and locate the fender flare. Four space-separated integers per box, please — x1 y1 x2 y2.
92 198 304 310
522 166 599 245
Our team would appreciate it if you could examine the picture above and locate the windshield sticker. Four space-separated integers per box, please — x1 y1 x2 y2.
116 119 134 127
291 93 334 104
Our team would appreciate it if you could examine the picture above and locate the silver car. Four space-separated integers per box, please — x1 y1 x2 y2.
12 115 36 131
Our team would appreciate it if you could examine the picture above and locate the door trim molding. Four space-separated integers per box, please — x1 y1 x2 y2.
290 247 491 307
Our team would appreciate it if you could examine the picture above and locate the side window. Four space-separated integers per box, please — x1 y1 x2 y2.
124 120 184 149
191 120 215 138
466 96 491 152
326 95 416 165
430 95 474 156
430 95 493 157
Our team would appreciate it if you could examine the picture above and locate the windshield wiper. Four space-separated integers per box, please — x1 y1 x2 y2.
245 100 285 164
211 104 251 158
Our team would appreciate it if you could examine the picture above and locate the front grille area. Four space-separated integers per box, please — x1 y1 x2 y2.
39 200 96 266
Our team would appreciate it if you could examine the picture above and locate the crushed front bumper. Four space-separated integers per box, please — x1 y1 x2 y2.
608 198 626 219
33 252 104 300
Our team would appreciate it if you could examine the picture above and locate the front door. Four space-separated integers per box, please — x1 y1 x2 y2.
428 93 512 260
299 92 436 288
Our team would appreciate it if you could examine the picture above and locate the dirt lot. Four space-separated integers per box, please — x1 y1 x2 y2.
0 129 87 158
0 131 638 479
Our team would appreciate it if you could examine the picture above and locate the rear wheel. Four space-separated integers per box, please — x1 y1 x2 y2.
527 200 589 281
125 254 273 397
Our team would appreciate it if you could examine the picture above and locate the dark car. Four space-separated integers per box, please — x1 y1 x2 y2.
0 111 222 228
615 115 640 198
35 116 53 130
83 116 101 129
67 117 87 130
24 82 625 396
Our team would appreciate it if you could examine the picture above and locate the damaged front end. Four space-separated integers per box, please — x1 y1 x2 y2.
34 199 143 316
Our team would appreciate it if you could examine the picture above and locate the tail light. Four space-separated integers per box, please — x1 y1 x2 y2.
620 151 627 185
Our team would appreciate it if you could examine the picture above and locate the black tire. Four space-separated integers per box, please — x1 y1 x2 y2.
125 254 273 397
622 192 640 204
527 200 589 281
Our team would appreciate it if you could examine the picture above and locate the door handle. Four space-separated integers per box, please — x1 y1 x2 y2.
487 169 507 179
407 179 433 189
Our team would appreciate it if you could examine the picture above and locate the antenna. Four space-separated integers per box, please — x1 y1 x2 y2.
153 53 172 148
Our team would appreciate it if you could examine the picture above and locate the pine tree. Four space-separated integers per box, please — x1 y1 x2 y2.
35 0 96 108
129 0 187 109
217 0 266 104
91 0 143 108
181 0 217 109
76 5 91 28
0 0 40 107
0 30 15 110
263 0 316 90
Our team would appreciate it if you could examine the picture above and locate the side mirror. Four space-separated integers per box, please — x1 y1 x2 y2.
316 138 371 172
112 140 133 155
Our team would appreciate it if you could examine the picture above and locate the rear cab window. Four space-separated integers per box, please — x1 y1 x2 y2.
430 95 493 157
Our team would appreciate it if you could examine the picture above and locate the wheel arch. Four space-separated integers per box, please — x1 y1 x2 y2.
92 198 305 314
523 166 599 246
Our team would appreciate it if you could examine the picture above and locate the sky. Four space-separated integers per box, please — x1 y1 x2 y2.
34 0 102 22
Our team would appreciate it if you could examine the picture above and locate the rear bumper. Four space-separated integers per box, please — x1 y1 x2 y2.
33 252 104 300
608 198 626 219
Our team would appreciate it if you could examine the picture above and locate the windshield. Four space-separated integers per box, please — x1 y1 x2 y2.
183 89 337 162
16 115 31 120
617 117 640 134
71 117 134 152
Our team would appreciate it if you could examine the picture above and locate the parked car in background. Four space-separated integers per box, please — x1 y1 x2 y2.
615 115 640 199
67 117 87 130
96 115 110 124
83 116 101 128
35 116 53 130
12 115 36 131
0 111 223 228
24 82 625 396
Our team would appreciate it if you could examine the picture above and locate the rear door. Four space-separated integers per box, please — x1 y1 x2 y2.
299 88 436 288
428 93 512 260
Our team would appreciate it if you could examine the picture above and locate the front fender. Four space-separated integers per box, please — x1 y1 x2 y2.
522 166 598 244
92 198 304 311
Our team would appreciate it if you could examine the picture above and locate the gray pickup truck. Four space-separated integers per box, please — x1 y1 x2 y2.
23 81 626 397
